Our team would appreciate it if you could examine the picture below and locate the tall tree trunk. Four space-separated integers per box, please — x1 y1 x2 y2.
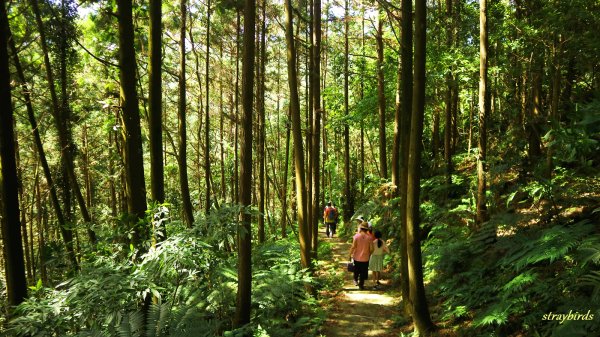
179 0 194 228
37 183 48 285
109 131 118 218
306 0 314 255
431 105 440 169
376 6 388 180
547 37 561 177
407 0 435 333
9 27 70 254
476 0 489 227
443 0 453 192
281 110 291 238
398 0 413 314
322 2 330 205
311 0 322 257
220 46 226 201
258 0 267 243
527 61 542 162
15 123 33 285
0 1 28 306
284 0 311 270
149 0 164 205
82 125 93 215
64 0 99 245
359 8 365 195
343 0 353 222
117 0 148 247
31 0 81 269
234 10 240 206
234 0 255 328
205 0 212 214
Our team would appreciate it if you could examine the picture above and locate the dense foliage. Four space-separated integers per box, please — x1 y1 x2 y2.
5 205 327 336
2 0 600 335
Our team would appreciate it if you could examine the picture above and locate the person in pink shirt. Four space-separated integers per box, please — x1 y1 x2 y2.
349 223 373 290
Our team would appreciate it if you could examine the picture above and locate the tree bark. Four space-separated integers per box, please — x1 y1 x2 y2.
343 0 353 222
179 0 194 228
23 1 81 266
258 0 267 243
205 0 212 214
407 0 435 333
443 0 453 192
8 27 69 244
284 0 311 270
281 112 291 239
149 0 164 205
311 0 322 257
1 1 28 306
476 0 489 227
220 45 226 201
547 36 561 177
117 0 148 247
376 7 388 180
398 0 413 314
234 10 240 207
234 0 255 328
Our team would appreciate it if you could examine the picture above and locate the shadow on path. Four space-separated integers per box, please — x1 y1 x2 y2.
320 228 402 337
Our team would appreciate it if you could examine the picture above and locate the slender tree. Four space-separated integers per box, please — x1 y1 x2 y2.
444 0 454 192
406 0 435 333
205 0 212 214
179 0 194 228
30 0 81 265
376 6 387 179
234 9 240 205
284 0 311 270
258 0 267 243
343 0 353 222
1 0 28 307
311 0 322 257
234 0 255 328
8 26 75 277
396 0 413 313
476 0 489 226
281 110 291 238
116 0 148 246
149 0 164 206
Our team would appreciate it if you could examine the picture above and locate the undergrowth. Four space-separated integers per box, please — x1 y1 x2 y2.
419 162 600 337
5 204 328 337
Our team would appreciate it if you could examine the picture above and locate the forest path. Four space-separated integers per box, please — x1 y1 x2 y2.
320 228 402 336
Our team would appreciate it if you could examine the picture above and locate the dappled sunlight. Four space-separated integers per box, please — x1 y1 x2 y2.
319 227 403 336
344 291 397 306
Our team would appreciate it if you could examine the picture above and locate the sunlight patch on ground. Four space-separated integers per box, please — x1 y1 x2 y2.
344 291 398 306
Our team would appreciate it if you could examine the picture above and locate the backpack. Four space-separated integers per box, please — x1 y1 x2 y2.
326 207 337 222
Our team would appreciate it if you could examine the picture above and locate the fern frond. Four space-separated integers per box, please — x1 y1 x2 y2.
473 301 512 327
579 271 600 301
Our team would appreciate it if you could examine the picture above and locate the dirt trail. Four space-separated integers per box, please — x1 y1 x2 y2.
321 229 401 337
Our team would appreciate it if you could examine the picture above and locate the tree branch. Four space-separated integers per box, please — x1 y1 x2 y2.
75 39 119 68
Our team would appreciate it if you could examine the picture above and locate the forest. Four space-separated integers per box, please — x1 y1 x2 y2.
1 0 600 336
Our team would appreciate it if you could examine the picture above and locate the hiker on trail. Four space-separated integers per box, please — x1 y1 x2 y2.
370 230 389 289
349 222 373 290
355 216 375 239
367 221 376 240
323 201 339 238
355 216 366 233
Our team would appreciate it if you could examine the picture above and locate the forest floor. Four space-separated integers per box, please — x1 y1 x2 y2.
319 228 405 337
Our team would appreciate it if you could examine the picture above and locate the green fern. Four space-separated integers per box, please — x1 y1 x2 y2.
499 221 593 271
473 301 512 327
502 271 537 295
118 311 144 337
579 271 600 301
